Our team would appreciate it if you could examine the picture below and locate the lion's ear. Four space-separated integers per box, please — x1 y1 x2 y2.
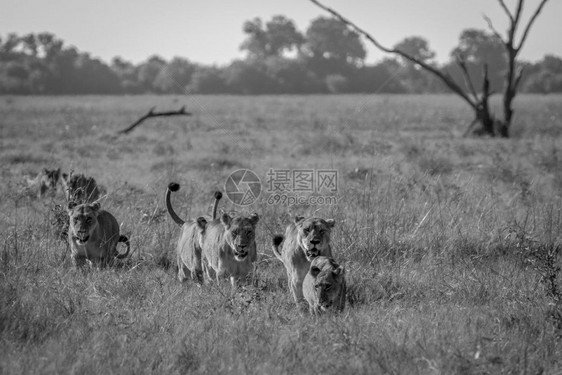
62 173 68 182
325 219 335 228
248 213 259 226
67 201 78 212
91 202 101 211
310 266 321 278
294 216 305 224
221 213 232 228
196 216 207 231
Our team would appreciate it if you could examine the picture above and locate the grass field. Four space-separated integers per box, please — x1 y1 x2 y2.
1 94 562 374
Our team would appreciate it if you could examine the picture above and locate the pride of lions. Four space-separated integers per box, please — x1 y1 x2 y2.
31 168 346 315
167 182 346 316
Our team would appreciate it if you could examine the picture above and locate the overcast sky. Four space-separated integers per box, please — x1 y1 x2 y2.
2 0 561 65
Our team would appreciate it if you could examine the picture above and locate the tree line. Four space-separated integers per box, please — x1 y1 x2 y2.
1 15 561 95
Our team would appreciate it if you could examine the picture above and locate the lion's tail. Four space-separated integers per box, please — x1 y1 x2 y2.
272 235 284 261
116 235 130 259
166 182 185 226
212 191 222 220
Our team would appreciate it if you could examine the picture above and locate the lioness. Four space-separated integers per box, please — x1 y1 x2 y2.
166 182 223 283
62 172 101 204
27 168 62 198
303 256 346 315
272 216 335 309
67 201 130 267
201 210 259 287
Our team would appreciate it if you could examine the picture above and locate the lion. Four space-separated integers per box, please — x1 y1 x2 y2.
303 256 346 315
67 201 130 267
201 210 259 288
61 172 102 204
272 216 335 309
166 182 223 283
27 168 62 198
167 182 259 287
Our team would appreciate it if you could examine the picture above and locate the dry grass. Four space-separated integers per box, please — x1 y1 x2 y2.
1 94 562 374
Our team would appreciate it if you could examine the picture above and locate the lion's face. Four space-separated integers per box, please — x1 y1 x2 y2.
68 201 100 245
221 213 259 261
295 216 335 261
308 256 345 312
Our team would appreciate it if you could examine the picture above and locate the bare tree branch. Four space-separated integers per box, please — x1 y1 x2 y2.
513 0 525 30
517 0 549 51
309 0 390 53
308 0 478 110
498 0 515 21
118 106 192 134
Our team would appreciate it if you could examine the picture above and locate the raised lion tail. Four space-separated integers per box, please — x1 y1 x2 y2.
212 191 223 220
272 235 284 261
166 182 185 226
116 235 131 259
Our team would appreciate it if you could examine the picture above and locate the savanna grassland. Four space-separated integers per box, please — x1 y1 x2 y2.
1 94 562 374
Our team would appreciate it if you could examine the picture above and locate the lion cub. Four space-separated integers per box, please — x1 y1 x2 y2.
272 216 335 310
67 201 130 267
303 256 346 315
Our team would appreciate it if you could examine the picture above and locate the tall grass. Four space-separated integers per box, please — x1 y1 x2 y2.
1 94 561 374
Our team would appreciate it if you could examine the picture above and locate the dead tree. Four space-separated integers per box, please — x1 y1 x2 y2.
118 106 192 135
309 0 550 138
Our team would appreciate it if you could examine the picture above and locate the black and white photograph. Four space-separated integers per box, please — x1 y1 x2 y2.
1 0 562 373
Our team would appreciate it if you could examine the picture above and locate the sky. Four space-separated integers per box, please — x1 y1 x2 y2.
2 0 561 65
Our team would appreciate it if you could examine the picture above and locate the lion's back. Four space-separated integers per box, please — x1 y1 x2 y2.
66 174 100 203
177 220 204 269
280 223 300 260
97 210 120 244
201 219 225 266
